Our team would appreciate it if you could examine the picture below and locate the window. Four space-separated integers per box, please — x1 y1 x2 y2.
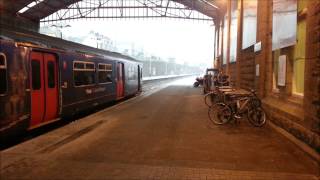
272 0 306 96
47 61 55 88
0 53 7 95
229 0 238 63
222 14 228 65
128 66 137 80
73 61 96 86
31 60 41 90
98 63 112 84
292 0 307 96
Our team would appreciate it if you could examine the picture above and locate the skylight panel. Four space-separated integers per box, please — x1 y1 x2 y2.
18 0 45 14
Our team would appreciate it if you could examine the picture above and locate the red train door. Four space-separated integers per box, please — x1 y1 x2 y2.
30 52 58 128
43 54 58 121
116 62 125 99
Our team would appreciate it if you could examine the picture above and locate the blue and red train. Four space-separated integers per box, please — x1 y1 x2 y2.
0 28 142 140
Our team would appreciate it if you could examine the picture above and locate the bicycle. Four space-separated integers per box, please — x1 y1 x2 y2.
204 86 233 107
208 90 266 127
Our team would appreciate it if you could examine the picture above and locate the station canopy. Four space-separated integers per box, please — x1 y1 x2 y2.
0 0 224 22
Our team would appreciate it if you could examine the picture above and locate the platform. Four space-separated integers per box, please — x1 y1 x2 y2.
1 77 319 180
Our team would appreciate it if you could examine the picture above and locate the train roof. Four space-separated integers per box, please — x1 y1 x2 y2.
0 26 141 63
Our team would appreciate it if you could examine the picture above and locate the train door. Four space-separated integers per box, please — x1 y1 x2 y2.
116 62 125 99
30 51 58 127
138 65 141 91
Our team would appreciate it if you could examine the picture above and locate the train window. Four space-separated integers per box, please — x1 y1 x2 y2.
98 63 112 84
86 63 95 70
98 64 105 70
31 60 41 90
128 66 136 80
73 61 96 86
74 62 85 69
47 61 55 88
0 53 7 95
106 64 112 71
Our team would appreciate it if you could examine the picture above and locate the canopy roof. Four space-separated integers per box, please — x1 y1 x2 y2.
0 0 224 22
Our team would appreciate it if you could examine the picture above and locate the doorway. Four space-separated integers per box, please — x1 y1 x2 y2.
30 51 58 127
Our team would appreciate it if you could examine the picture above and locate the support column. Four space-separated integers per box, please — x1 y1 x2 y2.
236 0 243 89
256 0 272 98
225 0 232 75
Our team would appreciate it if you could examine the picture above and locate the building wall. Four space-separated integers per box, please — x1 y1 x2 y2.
215 0 320 152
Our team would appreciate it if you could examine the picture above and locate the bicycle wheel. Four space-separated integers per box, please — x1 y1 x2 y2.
248 107 266 127
208 103 232 125
204 93 214 107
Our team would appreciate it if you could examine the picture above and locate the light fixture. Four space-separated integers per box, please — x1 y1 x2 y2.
50 24 71 39
18 0 45 14
200 0 219 9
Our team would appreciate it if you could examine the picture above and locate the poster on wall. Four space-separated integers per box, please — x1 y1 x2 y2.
230 0 238 62
242 0 257 49
278 55 286 86
272 0 297 50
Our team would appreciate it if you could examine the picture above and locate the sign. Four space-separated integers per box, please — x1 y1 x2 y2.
278 55 286 86
256 64 259 76
254 42 262 52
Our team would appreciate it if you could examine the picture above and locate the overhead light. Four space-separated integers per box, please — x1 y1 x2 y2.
18 7 29 14
200 0 219 9
18 0 45 14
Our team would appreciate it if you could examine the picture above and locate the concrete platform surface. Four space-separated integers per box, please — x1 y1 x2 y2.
1 77 319 180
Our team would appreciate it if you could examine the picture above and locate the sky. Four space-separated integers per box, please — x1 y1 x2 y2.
45 19 215 66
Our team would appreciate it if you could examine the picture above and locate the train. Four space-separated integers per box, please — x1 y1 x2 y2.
0 27 142 141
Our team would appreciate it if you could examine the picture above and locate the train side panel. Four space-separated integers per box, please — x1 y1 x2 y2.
0 35 142 140
59 54 117 116
0 40 31 139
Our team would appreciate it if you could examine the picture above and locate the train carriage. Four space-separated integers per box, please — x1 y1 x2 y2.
0 28 142 141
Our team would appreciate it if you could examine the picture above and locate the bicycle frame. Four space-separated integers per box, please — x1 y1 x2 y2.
236 97 250 114
227 93 255 119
